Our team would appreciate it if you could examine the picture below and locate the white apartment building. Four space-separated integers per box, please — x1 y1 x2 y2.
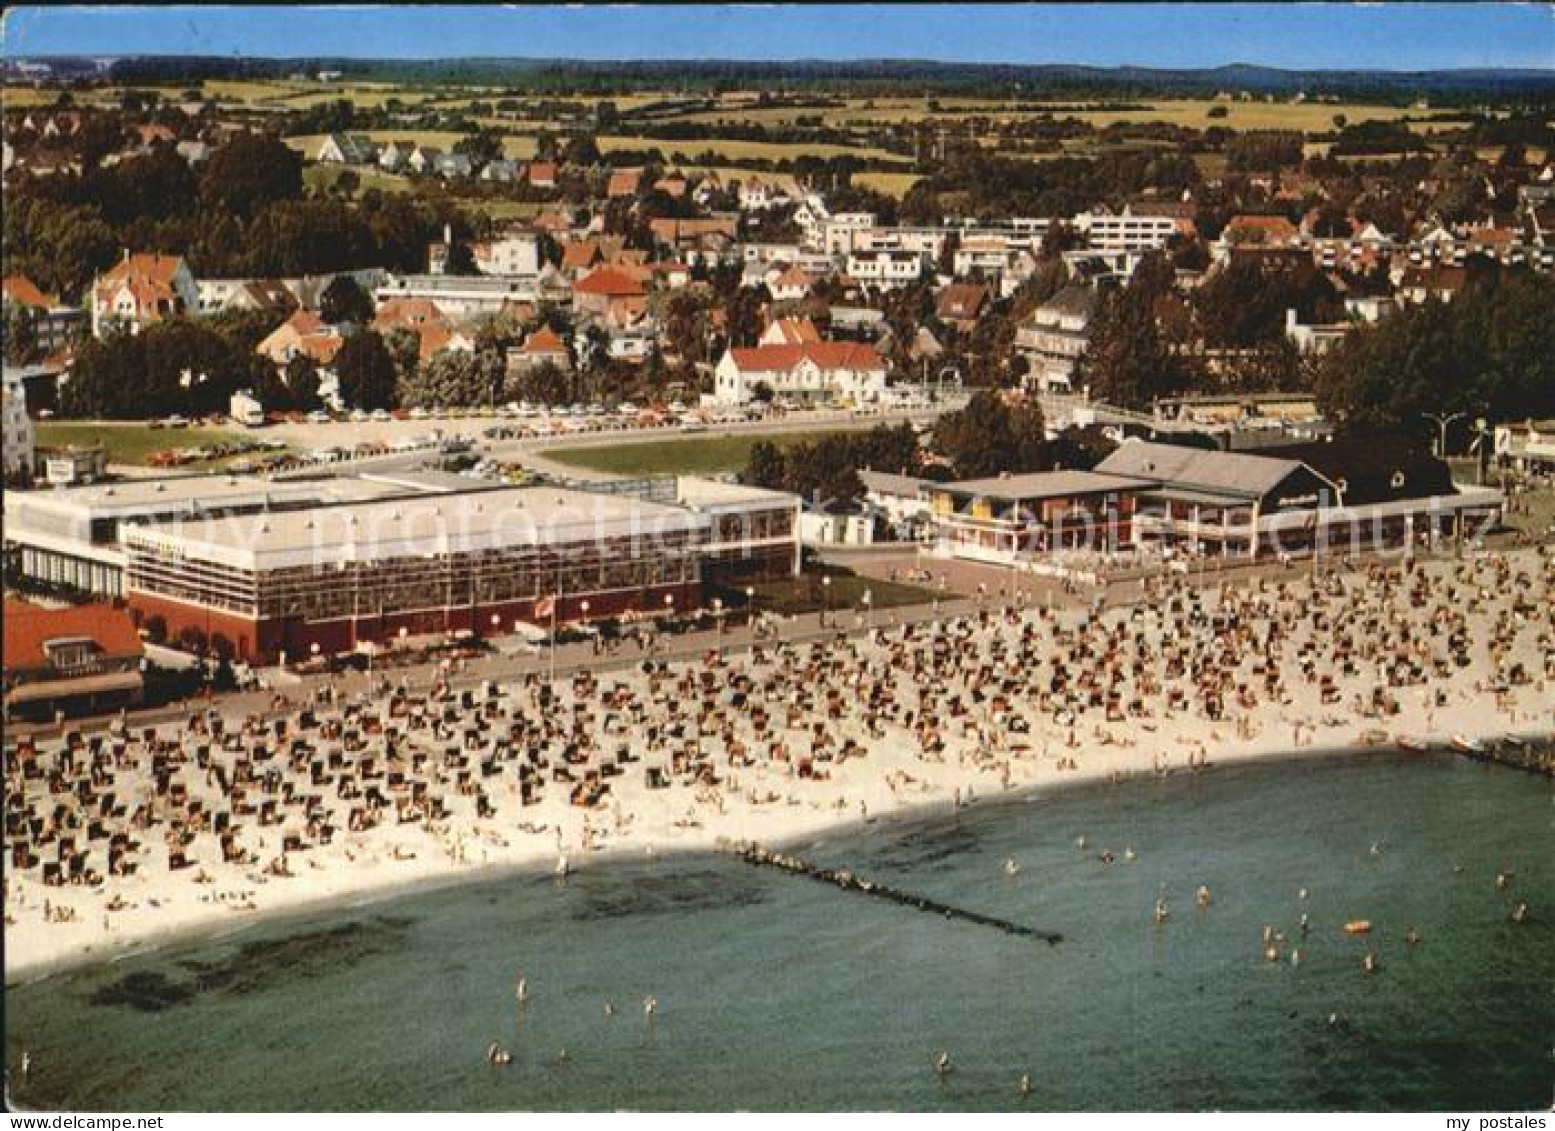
847 249 928 290
822 212 878 256
3 370 35 478
1073 207 1180 252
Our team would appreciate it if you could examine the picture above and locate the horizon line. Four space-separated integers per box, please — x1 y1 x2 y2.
8 53 1555 77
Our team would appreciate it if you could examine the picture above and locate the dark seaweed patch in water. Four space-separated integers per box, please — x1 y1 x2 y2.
863 821 982 873
87 971 196 1012
89 916 412 1011
176 917 411 996
570 869 766 921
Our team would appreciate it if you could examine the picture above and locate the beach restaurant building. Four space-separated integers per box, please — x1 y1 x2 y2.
117 482 800 663
928 439 1502 566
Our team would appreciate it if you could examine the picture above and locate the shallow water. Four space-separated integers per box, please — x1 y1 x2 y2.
7 752 1552 1111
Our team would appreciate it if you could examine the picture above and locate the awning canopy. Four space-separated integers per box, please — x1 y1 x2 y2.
6 670 143 706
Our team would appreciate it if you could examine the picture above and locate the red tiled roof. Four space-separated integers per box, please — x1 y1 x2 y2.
560 241 604 271
523 325 567 354
2 275 54 309
374 297 447 330
574 266 647 297
101 254 185 287
527 161 558 183
606 170 642 198
729 342 887 373
3 600 144 671
937 283 988 319
765 316 821 345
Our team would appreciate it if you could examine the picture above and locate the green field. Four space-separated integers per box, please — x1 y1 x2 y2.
734 569 940 617
37 422 258 467
598 134 912 165
540 429 871 478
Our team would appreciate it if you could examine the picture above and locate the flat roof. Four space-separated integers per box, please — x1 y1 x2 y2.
935 470 1154 502
674 477 798 509
123 486 707 573
5 473 416 520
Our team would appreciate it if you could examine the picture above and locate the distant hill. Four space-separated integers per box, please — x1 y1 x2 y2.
6 56 1554 103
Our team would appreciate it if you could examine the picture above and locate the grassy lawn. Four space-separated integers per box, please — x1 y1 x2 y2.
36 422 261 467
852 171 923 198
734 569 940 617
541 429 873 478
598 134 912 165
304 164 413 195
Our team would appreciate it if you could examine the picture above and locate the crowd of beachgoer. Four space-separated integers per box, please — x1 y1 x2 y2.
5 546 1551 938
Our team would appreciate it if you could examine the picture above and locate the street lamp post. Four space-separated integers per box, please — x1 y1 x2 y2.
712 597 724 655
1422 411 1466 460
745 585 756 644
862 587 873 630
821 575 832 629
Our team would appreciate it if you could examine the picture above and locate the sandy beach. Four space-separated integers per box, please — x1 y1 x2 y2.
7 546 1551 980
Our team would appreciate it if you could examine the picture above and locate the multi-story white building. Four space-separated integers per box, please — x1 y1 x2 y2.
822 212 878 256
846 249 927 291
1073 207 1180 252
3 369 35 479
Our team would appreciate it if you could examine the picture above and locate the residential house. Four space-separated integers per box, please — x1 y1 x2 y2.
435 152 475 180
1015 282 1097 394
760 317 822 347
195 278 294 317
256 310 346 368
714 341 889 405
507 325 572 375
526 161 558 189
90 253 199 337
739 177 786 211
378 141 410 173
822 212 879 256
316 133 378 165
573 265 649 320
1397 264 1469 304
480 159 522 183
767 264 818 303
406 145 444 175
606 168 642 199
935 283 990 332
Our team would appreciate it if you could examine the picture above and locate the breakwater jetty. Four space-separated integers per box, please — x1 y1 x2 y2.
724 840 1062 944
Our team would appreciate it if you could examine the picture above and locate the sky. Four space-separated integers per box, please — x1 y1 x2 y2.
2 4 1552 71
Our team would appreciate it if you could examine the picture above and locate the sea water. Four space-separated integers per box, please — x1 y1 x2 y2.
6 752 1552 1111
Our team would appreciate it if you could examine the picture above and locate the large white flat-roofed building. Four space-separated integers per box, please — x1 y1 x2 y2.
3 474 426 598
673 477 801 578
119 480 801 663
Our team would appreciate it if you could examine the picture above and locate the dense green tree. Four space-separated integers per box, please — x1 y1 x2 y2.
1075 254 1184 409
199 133 304 217
743 440 787 490
334 330 399 411
4 305 41 366
282 353 323 411
509 360 572 406
1314 269 1555 433
929 390 1050 479
319 275 374 326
